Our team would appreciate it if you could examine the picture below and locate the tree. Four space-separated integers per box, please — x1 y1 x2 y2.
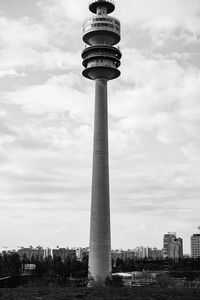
105 275 123 287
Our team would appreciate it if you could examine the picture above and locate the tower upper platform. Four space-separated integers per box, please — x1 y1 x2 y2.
83 15 120 46
82 45 121 80
89 0 115 14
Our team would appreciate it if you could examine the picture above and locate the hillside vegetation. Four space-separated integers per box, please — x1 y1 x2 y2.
0 287 200 300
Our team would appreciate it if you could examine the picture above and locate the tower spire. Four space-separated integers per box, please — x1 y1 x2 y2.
82 0 122 286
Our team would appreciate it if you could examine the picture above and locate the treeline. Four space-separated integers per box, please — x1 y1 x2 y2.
0 252 88 281
113 258 200 280
1 252 200 281
32 256 88 280
113 257 200 272
0 252 21 277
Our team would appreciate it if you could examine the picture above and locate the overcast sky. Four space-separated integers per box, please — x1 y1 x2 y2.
0 0 200 254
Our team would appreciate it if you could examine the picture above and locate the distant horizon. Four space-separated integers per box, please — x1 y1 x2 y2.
0 246 192 256
0 228 199 254
0 239 194 256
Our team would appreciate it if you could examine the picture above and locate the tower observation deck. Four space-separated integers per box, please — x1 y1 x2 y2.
82 0 121 81
82 0 121 286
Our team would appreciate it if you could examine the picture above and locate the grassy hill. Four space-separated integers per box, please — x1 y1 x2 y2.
0 287 200 300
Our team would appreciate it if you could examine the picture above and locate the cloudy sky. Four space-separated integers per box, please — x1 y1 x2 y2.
0 0 200 254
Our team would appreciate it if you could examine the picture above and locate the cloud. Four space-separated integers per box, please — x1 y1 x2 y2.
181 143 200 161
3 74 92 120
0 16 49 49
120 0 200 32
108 48 200 152
0 69 25 78
119 0 200 49
37 0 87 23
0 12 81 77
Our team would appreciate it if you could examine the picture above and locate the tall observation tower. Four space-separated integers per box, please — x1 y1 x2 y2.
82 0 121 285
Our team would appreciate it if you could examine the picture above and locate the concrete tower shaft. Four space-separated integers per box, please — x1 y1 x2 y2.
89 78 111 284
82 0 121 286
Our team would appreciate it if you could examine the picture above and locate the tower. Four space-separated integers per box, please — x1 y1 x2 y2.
82 0 121 285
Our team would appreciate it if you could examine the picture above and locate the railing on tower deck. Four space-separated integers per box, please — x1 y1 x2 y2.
83 16 120 35
87 59 116 68
83 16 120 27
83 51 120 60
83 44 121 51
82 48 121 61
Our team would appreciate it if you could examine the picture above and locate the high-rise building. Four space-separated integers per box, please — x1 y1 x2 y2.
18 246 44 261
52 248 76 262
163 232 176 259
191 229 200 258
111 247 163 262
163 232 183 260
82 0 121 286
44 247 52 258
76 247 89 261
148 248 163 260
169 238 183 260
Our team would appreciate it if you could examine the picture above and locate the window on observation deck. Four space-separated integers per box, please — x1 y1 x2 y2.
87 59 116 68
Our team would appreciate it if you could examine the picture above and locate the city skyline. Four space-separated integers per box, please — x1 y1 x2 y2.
0 0 200 254
0 228 198 256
